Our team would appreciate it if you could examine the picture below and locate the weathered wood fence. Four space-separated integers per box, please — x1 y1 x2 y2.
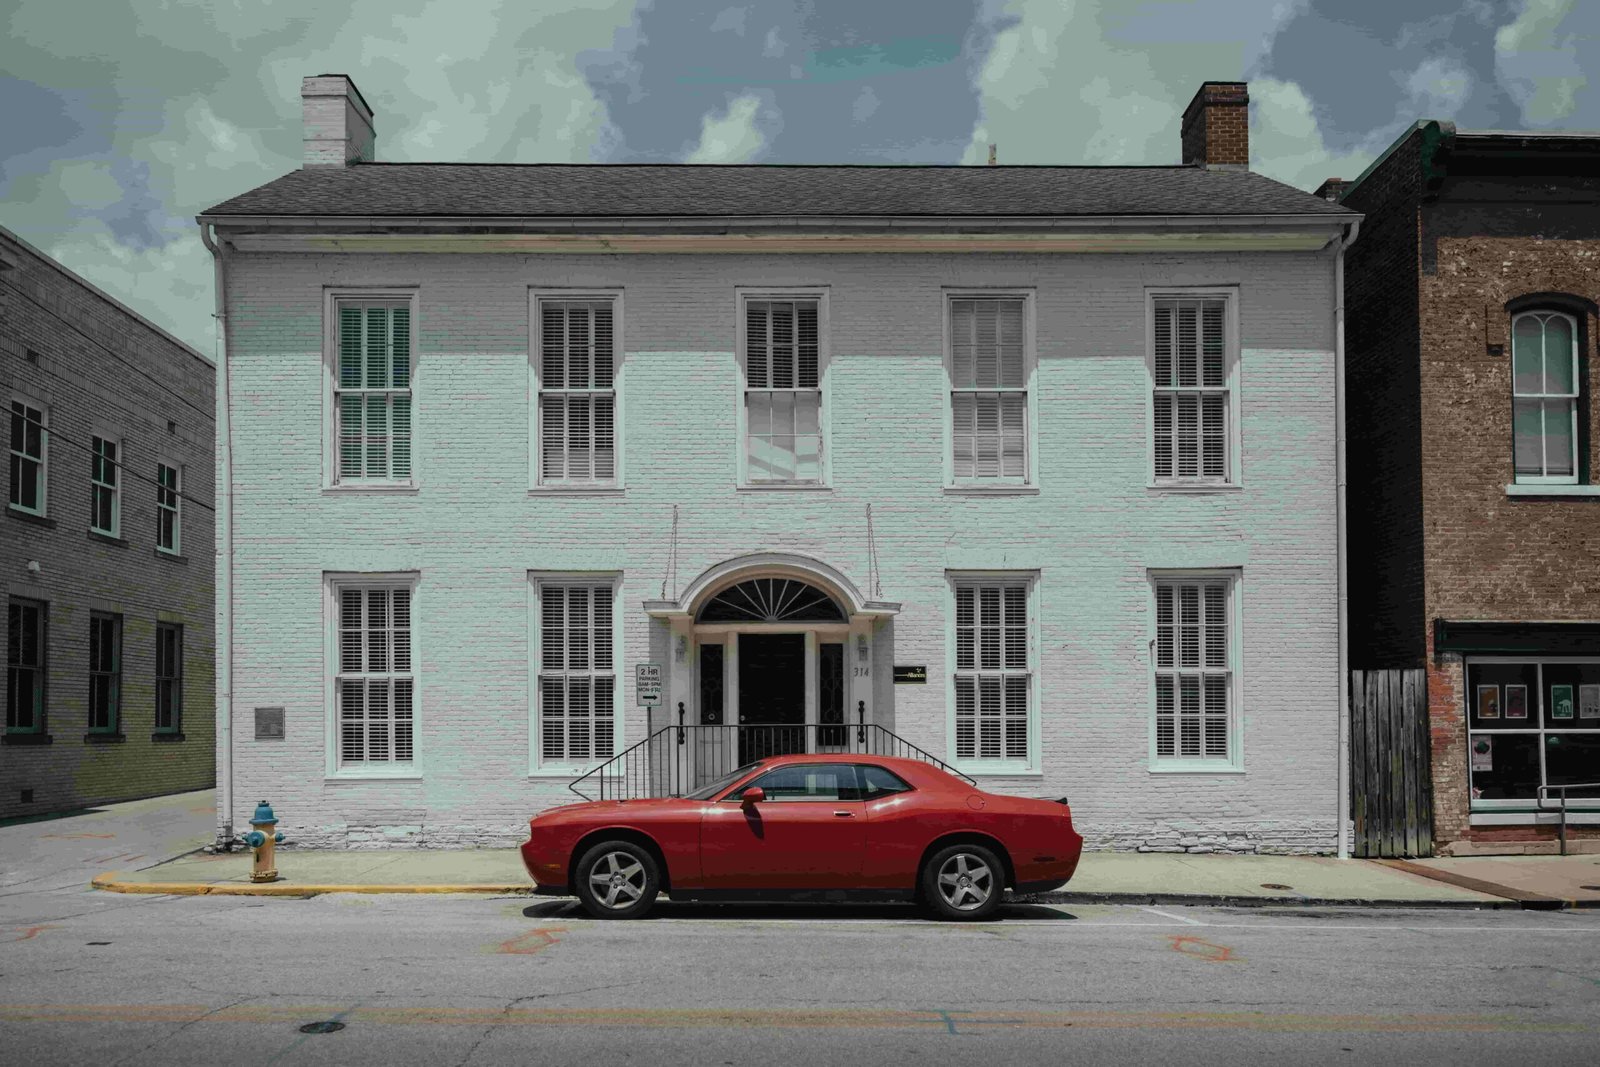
1350 668 1433 857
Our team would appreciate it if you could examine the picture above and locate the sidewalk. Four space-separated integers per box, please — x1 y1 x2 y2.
91 847 1600 909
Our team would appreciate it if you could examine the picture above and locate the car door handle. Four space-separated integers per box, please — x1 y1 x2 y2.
833 810 855 818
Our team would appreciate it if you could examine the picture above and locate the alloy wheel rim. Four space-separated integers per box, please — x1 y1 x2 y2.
589 851 646 909
936 853 993 910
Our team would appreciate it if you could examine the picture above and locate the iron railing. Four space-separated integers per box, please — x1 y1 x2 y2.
569 704 974 801
1536 781 1600 856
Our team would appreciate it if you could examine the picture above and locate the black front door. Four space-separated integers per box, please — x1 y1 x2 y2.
739 633 805 763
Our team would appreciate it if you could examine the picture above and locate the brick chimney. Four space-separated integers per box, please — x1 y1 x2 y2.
302 74 375 167
1313 177 1348 203
1181 81 1249 169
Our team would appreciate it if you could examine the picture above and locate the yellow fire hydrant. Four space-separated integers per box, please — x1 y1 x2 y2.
236 800 286 883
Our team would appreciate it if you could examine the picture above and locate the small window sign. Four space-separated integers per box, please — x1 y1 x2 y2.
254 707 285 741
893 665 927 684
636 663 662 707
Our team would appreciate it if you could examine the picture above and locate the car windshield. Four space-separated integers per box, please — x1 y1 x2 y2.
684 761 765 801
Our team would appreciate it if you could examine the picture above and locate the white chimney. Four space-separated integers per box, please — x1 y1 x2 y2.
302 74 375 167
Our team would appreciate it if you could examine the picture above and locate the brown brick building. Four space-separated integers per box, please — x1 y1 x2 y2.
2 225 215 818
1335 123 1600 854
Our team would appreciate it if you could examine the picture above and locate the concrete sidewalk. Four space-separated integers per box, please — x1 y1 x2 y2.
90 847 1600 909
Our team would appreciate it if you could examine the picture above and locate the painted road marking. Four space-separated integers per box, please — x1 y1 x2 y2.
1144 906 1203 926
495 927 567 955
4 926 59 943
0 1003 1586 1033
1167 935 1236 962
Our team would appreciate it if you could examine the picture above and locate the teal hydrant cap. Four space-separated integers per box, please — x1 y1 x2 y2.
252 800 277 824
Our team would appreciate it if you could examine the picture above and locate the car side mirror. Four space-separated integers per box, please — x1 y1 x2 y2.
741 787 765 807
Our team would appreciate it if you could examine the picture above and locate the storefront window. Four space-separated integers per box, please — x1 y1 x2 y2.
1466 660 1600 807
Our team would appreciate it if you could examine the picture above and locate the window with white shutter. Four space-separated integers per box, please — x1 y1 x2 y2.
537 298 618 487
333 581 415 768
742 296 824 484
1151 295 1235 484
1151 574 1239 769
334 300 413 484
948 295 1032 485
950 575 1036 770
535 578 619 770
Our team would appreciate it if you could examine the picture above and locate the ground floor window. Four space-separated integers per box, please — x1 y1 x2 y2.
949 573 1037 771
7 598 46 734
533 576 620 771
1150 571 1241 770
155 623 182 734
333 579 415 768
1466 659 1600 806
88 612 121 734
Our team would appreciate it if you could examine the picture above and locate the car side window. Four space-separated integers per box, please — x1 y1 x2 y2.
857 765 913 799
736 763 857 802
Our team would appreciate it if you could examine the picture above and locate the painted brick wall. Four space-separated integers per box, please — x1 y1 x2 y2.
224 247 1341 852
0 230 216 819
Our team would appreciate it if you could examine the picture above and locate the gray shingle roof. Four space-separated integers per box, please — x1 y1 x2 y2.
203 163 1353 219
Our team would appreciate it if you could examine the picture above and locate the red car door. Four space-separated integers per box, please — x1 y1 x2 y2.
699 762 867 890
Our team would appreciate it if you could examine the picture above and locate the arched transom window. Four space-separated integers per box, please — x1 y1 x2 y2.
1512 311 1580 484
697 578 846 623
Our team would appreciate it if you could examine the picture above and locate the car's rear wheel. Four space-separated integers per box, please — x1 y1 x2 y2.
573 840 660 920
920 843 1003 921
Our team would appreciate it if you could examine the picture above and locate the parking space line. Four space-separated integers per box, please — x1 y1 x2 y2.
1144 906 1204 926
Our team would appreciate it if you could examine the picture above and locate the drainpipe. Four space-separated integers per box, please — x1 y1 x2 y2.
199 222 236 851
1334 218 1360 860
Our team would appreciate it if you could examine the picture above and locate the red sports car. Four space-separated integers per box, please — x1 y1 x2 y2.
520 754 1083 920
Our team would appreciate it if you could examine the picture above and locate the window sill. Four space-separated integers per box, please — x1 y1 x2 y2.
155 549 187 564
1505 483 1600 498
87 529 128 548
322 484 419 495
6 506 55 528
1147 482 1243 494
943 485 1040 497
528 486 626 497
151 731 186 743
325 770 423 782
954 764 1042 778
3 732 53 746
84 732 127 744
736 484 833 493
1147 762 1245 775
529 767 609 779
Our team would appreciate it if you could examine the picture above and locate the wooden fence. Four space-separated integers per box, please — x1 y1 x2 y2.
1350 668 1433 857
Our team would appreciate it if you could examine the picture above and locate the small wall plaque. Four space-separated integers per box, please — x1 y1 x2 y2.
254 707 285 740
893 665 927 684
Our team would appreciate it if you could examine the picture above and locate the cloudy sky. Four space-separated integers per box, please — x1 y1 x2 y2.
3 0 1595 357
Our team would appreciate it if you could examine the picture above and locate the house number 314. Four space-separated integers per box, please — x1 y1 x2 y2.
854 667 870 677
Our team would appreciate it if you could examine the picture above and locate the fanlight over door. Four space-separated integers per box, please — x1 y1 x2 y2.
697 578 846 623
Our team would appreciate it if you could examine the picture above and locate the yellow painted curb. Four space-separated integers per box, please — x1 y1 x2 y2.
90 872 535 897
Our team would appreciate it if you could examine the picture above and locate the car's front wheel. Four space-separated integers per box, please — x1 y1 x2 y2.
920 843 1003 921
573 840 660 920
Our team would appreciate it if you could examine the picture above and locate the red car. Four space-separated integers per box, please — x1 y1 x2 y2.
520 754 1083 920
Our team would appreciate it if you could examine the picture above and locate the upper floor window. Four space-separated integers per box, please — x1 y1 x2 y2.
90 435 120 536
1512 311 1581 484
156 462 181 554
741 295 825 485
1151 294 1237 485
536 296 618 487
334 299 413 485
947 295 1033 485
8 400 47 516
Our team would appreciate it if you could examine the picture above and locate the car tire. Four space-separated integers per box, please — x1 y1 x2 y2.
919 843 1004 921
573 840 661 920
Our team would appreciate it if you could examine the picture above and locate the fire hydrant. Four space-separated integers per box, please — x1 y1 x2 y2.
235 800 286 883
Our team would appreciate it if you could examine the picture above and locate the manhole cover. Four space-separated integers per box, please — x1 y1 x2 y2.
1260 883 1294 891
298 1021 346 1035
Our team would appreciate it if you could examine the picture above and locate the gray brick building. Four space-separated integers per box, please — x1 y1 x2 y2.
2 225 215 819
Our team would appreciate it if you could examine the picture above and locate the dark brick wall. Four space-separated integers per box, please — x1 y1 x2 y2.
0 230 216 818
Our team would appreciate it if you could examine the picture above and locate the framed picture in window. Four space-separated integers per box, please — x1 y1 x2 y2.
1580 684 1600 720
1476 684 1500 719
1551 684 1575 720
1505 685 1528 720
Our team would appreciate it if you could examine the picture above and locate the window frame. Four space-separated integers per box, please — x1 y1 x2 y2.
1147 568 1245 773
735 287 831 489
156 459 182 555
529 289 625 492
1510 310 1582 486
323 289 420 491
942 289 1039 491
87 611 122 736
6 597 47 736
729 762 864 802
528 572 625 777
1464 656 1600 814
323 572 421 779
1145 288 1243 490
89 433 121 537
8 396 49 517
154 621 183 735
944 569 1042 776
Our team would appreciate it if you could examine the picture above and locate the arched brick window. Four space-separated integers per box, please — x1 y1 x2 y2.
1511 310 1581 484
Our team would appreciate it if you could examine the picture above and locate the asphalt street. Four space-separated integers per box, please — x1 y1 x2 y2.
2 796 1598 1066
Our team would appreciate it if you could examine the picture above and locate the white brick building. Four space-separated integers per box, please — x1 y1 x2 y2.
201 76 1360 852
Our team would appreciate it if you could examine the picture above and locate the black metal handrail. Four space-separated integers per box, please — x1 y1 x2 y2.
1536 781 1600 856
569 718 975 801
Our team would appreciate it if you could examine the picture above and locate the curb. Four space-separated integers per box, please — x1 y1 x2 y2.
90 872 533 898
1019 890 1527 910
